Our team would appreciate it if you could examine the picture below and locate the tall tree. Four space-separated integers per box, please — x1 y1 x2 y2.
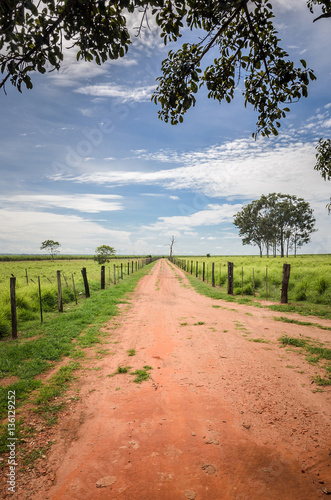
94 245 116 264
1 1 330 138
233 194 316 257
233 200 265 257
40 239 61 260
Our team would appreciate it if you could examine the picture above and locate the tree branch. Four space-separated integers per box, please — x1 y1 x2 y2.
0 0 80 91
197 0 249 63
242 1 278 101
313 12 331 22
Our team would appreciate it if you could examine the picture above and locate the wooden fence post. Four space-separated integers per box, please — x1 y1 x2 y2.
113 264 116 285
266 267 268 300
25 268 28 285
227 262 234 295
252 268 255 296
101 265 105 289
10 277 17 339
196 261 198 278
81 268 90 298
128 261 130 275
202 262 205 282
121 263 123 280
57 270 63 312
72 274 77 304
281 263 291 304
212 262 215 287
241 267 244 296
38 276 43 323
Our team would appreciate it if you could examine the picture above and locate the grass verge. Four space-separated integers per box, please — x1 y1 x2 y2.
183 270 331 320
0 261 157 464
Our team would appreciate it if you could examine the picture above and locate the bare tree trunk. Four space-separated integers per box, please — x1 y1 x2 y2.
169 235 175 259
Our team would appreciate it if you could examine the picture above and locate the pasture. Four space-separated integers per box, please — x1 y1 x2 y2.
173 254 331 310
0 257 150 337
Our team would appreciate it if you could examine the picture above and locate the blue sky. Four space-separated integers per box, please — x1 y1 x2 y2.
1 0 330 256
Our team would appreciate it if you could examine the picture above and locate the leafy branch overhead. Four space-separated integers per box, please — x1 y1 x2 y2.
315 139 331 212
0 1 330 138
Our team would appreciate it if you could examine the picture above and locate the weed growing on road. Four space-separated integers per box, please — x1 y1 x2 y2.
127 349 136 356
116 366 131 374
131 365 153 383
279 335 331 385
247 338 269 343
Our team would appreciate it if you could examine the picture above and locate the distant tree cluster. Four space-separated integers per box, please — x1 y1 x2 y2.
233 193 316 257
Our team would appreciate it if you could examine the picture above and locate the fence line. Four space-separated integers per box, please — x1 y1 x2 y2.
7 257 159 338
171 257 291 304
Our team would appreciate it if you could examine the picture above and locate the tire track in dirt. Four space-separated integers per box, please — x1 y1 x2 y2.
10 259 331 499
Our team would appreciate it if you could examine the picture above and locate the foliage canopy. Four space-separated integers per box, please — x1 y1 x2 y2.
40 239 61 260
94 245 116 265
233 193 317 257
1 0 330 138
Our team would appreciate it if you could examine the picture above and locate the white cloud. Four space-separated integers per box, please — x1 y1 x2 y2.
0 210 131 254
143 204 243 232
75 83 155 102
49 135 330 205
1 194 124 213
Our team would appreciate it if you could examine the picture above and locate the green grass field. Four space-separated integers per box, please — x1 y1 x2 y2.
173 254 331 314
0 257 151 337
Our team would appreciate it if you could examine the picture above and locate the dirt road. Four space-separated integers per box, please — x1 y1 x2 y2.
12 259 331 499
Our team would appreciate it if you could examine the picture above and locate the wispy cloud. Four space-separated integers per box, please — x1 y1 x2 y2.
143 204 243 232
0 209 131 254
48 135 330 205
75 83 155 102
1 194 124 213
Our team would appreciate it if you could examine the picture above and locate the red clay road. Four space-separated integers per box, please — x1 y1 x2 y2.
6 258 331 499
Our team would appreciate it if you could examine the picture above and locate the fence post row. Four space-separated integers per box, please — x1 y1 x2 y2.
171 258 292 303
